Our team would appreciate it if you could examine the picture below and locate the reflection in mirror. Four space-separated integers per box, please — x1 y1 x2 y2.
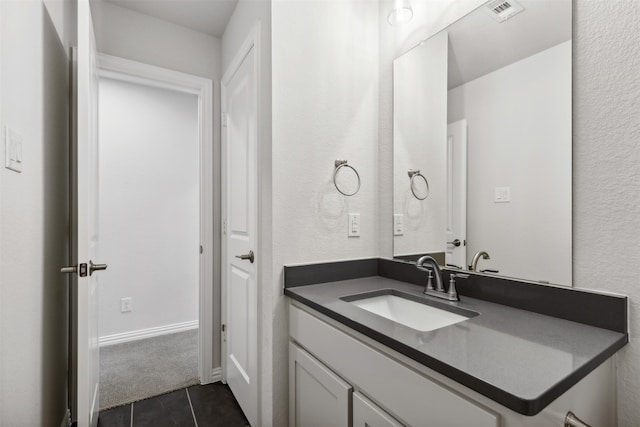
392 0 572 286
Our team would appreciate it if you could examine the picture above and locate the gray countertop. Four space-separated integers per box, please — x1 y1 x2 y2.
285 276 628 415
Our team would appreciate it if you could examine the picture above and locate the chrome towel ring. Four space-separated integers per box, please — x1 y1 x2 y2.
408 169 429 200
333 159 361 196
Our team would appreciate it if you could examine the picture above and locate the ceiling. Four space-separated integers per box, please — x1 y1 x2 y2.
103 0 238 38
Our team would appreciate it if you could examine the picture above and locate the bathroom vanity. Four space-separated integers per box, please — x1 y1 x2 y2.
284 259 627 427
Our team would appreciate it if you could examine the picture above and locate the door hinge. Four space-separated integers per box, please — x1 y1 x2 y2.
222 219 227 235
200 245 204 254
222 323 227 342
222 112 228 128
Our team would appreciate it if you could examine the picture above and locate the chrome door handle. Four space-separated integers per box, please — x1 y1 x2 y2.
62 261 107 276
61 265 77 274
447 239 461 247
235 250 255 263
89 260 107 276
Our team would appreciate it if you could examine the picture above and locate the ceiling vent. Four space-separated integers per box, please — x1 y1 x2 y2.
484 0 525 23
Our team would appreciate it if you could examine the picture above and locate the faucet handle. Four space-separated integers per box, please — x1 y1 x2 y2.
425 268 435 291
448 273 470 300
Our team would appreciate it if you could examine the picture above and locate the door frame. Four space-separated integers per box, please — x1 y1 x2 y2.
96 54 215 384
446 119 468 269
220 20 261 413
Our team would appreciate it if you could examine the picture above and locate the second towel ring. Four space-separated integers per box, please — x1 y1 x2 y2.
408 169 429 200
334 160 361 196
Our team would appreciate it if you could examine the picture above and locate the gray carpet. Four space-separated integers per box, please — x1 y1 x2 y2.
99 329 199 410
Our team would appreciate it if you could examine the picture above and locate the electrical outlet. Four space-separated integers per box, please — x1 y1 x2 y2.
120 297 132 313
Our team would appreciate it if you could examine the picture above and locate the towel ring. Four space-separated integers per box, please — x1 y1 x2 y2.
333 160 361 196
408 169 429 200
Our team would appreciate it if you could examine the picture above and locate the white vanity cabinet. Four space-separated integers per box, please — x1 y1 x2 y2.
353 392 403 427
289 302 616 427
289 343 352 426
289 303 499 427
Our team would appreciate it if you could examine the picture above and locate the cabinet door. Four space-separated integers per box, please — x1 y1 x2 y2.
353 392 404 427
290 343 352 427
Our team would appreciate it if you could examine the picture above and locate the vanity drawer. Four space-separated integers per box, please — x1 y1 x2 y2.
289 304 499 427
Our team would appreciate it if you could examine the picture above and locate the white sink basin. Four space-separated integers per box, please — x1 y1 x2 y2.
349 294 472 332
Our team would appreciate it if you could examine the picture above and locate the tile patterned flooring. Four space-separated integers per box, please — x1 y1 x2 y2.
98 383 250 427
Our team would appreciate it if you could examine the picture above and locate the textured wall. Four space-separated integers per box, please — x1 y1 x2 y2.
272 2 378 426
573 1 640 425
0 1 72 425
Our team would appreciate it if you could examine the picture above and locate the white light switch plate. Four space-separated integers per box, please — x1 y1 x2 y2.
348 213 360 237
393 214 404 236
5 126 23 173
494 186 510 203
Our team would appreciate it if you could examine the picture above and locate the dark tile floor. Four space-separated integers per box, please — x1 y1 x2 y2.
98 383 250 427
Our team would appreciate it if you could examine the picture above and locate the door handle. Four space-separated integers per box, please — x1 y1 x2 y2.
61 265 77 274
447 239 461 247
89 260 107 276
61 261 107 276
235 250 255 263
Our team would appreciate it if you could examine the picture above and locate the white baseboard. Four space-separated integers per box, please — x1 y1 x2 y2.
60 409 71 427
99 320 199 347
211 367 222 383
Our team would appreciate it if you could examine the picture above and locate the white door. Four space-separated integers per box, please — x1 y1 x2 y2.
446 120 468 269
221 32 258 427
65 1 103 426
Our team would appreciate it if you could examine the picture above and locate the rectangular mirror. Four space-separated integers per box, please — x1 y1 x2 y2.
392 0 572 286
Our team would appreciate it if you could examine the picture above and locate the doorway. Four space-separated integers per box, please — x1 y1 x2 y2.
95 55 214 409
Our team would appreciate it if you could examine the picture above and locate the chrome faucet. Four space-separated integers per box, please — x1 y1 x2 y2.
469 251 490 272
416 255 462 301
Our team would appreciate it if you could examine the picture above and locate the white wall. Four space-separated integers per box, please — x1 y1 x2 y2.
222 0 275 423
98 78 199 339
91 0 223 365
91 1 220 81
448 41 572 285
573 2 640 425
393 31 448 257
271 0 378 425
0 0 73 425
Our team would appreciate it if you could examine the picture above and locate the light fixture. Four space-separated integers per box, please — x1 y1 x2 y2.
387 0 413 26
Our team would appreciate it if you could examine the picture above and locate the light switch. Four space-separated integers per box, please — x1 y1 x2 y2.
494 186 510 203
393 214 404 236
5 126 23 173
348 213 360 237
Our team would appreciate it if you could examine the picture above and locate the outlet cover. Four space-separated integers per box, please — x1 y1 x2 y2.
120 297 133 313
494 186 511 203
348 213 360 237
393 214 404 236
5 126 23 173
